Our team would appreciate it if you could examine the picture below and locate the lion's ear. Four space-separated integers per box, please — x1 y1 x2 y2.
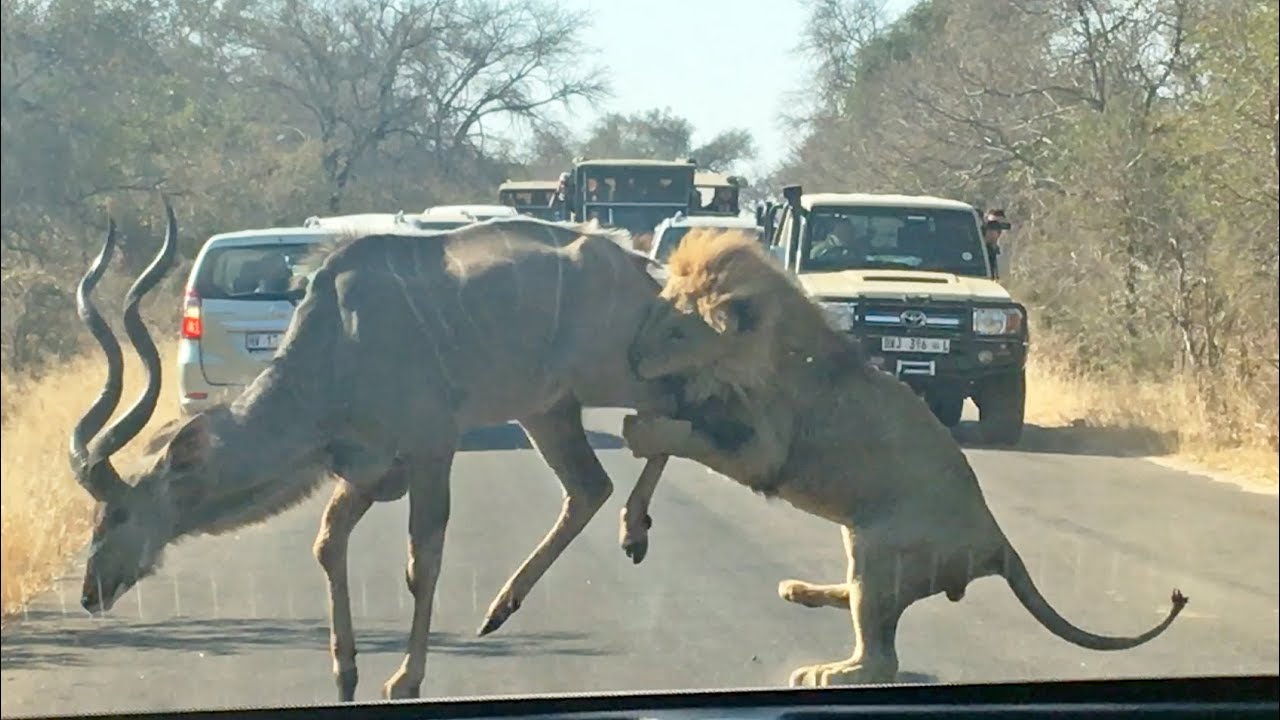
724 298 759 334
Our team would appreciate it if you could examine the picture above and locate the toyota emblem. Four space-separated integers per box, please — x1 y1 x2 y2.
900 310 927 327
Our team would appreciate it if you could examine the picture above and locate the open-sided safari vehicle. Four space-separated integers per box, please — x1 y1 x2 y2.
498 180 560 220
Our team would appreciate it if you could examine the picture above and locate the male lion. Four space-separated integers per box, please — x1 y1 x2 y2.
622 228 1187 688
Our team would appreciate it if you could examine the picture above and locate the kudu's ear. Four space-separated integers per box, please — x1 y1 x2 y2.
141 418 185 456
161 414 213 474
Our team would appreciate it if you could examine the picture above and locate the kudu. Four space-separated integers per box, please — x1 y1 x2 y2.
70 199 678 701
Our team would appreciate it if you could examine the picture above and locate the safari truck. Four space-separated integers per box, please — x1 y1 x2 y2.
693 171 746 216
761 186 1028 445
497 180 559 220
558 158 701 249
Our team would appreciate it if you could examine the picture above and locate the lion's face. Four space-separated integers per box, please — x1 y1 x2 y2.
629 284 770 385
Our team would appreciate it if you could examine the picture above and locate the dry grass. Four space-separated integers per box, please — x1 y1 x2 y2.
1025 351 1279 490
0 341 180 619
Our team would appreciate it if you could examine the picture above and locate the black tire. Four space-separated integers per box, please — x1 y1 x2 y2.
977 370 1026 446
927 393 965 428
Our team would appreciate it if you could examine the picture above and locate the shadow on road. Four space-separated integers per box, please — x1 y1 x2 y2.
460 423 624 452
952 420 1174 459
0 613 610 671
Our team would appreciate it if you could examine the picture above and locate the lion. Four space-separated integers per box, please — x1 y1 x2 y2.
620 227 1188 687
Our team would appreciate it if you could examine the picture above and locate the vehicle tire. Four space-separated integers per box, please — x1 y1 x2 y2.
927 393 964 428
977 370 1025 446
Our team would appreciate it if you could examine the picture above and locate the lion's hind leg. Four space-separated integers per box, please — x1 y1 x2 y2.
778 580 850 609
788 527 908 688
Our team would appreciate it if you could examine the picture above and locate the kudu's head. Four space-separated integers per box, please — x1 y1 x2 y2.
71 197 199 613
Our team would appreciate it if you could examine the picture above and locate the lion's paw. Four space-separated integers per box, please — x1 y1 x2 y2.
778 579 845 608
621 415 691 458
788 659 894 688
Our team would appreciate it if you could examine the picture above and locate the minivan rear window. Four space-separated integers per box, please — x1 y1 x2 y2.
195 243 318 300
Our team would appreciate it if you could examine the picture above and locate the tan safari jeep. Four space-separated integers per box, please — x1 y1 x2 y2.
761 186 1028 445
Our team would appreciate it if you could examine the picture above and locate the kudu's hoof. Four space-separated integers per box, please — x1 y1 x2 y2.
477 596 521 636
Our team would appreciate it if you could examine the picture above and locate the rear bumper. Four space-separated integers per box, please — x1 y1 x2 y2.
176 340 246 415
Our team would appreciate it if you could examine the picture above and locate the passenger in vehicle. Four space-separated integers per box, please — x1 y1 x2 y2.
621 176 646 202
256 254 293 293
982 209 1011 278
231 259 265 295
584 176 608 202
808 217 863 263
706 187 735 213
548 172 572 219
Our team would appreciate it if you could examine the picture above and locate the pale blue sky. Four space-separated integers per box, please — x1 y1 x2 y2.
541 0 918 176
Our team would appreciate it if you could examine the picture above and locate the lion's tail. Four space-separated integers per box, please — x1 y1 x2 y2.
999 542 1188 650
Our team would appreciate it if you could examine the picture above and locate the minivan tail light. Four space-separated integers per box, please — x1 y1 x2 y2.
181 288 203 339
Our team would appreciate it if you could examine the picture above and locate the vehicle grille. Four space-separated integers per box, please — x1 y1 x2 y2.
859 303 967 334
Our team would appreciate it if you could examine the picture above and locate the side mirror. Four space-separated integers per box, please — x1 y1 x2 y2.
782 184 803 208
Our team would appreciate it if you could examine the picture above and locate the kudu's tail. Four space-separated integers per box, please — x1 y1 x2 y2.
1000 543 1188 651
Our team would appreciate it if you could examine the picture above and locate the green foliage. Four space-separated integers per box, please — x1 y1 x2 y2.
784 0 1279 445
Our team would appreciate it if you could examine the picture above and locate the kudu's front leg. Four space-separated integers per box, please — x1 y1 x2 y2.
313 482 374 702
383 449 454 700
479 399 618 636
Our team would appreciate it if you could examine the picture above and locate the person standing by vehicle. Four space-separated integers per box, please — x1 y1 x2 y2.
982 209 1011 278
548 172 573 220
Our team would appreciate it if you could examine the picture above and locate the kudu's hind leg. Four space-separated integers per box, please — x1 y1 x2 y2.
479 399 612 636
314 482 374 702
383 448 454 700
789 528 905 687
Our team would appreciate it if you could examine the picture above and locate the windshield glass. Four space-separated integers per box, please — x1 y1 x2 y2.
653 226 691 262
578 166 694 204
500 188 554 207
194 243 316 300
3 0 1275 717
802 207 989 277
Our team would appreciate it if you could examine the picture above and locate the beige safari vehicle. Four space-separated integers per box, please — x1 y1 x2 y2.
762 186 1029 445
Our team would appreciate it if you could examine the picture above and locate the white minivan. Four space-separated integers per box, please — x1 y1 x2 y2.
177 225 339 414
177 213 476 415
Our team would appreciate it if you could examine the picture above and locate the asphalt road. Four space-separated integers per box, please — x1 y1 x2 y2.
2 408 1277 718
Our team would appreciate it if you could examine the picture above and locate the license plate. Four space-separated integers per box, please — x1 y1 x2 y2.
245 332 282 351
881 336 949 354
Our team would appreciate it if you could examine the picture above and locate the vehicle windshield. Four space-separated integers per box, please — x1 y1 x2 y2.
500 188 555 207
578 166 694 204
802 207 989 277
194 243 317 300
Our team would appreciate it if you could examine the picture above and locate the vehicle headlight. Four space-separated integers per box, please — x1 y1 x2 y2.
972 307 1024 335
818 301 857 331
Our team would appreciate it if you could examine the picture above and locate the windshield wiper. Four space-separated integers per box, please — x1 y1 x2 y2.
860 259 921 270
